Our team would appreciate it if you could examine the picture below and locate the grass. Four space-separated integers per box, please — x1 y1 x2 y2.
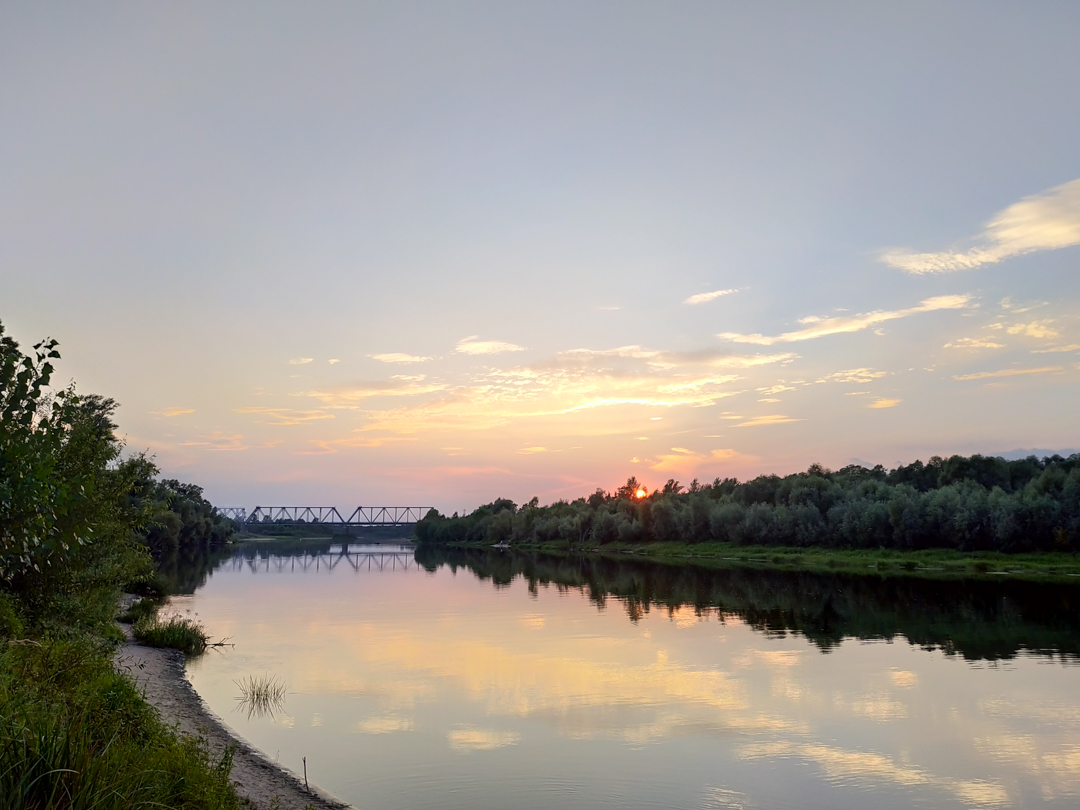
0 636 239 810
234 674 288 719
132 611 210 655
446 537 1080 581
587 541 1080 580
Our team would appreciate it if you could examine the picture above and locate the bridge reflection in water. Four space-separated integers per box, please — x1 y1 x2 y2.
223 545 421 575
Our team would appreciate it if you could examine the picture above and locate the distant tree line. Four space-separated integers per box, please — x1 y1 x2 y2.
416 455 1080 553
125 462 237 561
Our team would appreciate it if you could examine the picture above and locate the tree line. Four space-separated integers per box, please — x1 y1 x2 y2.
416 455 1080 553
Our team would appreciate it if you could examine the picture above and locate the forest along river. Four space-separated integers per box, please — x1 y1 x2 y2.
173 540 1080 810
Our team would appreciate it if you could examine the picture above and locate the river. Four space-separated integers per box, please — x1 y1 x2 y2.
174 539 1080 809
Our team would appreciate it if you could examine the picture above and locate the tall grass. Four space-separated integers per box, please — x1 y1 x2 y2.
132 611 209 655
0 638 238 810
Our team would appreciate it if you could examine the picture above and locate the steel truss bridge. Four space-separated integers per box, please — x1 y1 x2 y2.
215 506 432 528
226 547 420 574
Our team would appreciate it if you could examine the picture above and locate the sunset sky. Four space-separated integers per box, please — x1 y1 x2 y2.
2 2 1079 511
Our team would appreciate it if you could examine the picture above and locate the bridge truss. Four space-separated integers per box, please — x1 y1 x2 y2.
217 505 432 528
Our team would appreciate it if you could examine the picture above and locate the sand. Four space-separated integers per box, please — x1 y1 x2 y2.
114 623 351 810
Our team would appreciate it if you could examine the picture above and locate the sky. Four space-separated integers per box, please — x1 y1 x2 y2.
2 2 1079 512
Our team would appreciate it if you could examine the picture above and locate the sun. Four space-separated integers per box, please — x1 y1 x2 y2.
635 488 647 499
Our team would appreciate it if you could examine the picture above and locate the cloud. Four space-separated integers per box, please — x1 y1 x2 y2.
650 447 752 473
953 366 1063 381
818 368 887 384
1006 321 1059 339
558 346 797 370
328 358 340 365
881 177 1080 273
288 357 314 365
868 398 901 409
233 407 334 426
944 338 1004 349
718 295 970 345
370 353 431 363
734 414 803 428
180 432 249 451
560 345 662 360
684 288 739 305
518 446 547 454
456 336 526 355
152 407 194 417
305 379 448 406
1032 344 1080 353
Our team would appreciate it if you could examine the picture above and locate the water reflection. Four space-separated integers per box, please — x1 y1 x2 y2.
179 541 1080 809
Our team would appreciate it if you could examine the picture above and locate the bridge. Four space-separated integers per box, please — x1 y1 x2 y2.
215 505 433 528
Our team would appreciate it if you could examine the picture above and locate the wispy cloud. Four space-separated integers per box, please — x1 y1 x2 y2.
370 353 431 363
518 446 547 454
650 447 751 473
305 379 448 406
944 338 1004 349
953 366 1063 381
868 398 902 409
288 357 314 365
234 407 334 426
881 177 1080 273
455 336 526 355
818 368 887 384
718 296 970 345
558 346 796 370
1032 344 1080 354
152 407 194 417
734 414 803 428
180 432 249 451
684 288 739 305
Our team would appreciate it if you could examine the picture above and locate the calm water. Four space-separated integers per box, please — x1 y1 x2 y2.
176 541 1080 810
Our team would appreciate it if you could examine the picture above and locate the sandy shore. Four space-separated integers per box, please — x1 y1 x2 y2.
114 624 351 810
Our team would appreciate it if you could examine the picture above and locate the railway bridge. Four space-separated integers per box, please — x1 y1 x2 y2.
215 505 432 531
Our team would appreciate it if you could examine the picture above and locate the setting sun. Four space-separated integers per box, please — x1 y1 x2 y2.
635 489 647 499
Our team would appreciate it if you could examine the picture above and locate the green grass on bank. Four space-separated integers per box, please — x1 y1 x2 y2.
0 632 239 810
447 540 1080 581
132 610 210 656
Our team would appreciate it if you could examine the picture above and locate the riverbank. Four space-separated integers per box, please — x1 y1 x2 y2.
435 540 1080 581
115 618 350 810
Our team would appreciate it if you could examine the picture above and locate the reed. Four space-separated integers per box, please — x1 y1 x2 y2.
132 611 209 655
234 673 288 719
